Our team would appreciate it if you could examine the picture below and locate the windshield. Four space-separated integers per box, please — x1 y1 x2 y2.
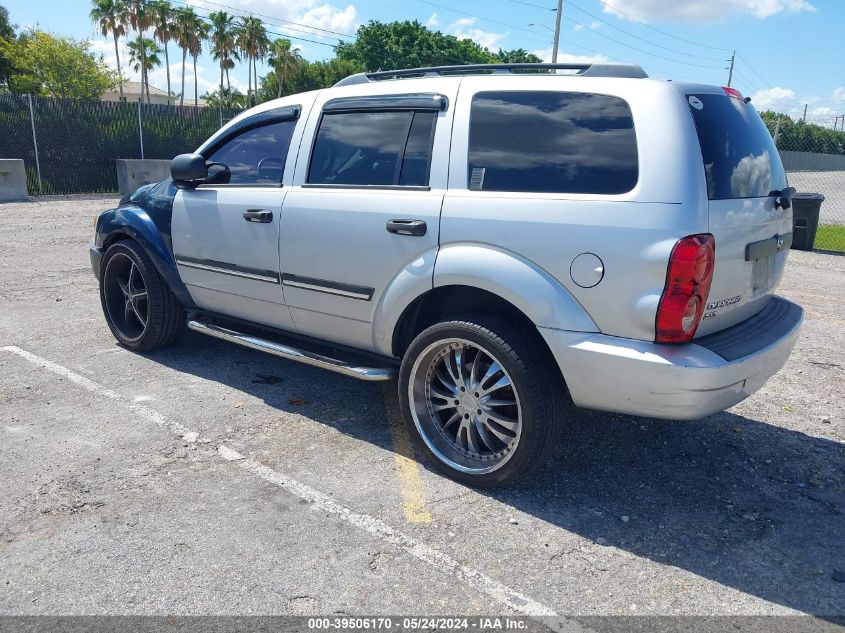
688 93 787 200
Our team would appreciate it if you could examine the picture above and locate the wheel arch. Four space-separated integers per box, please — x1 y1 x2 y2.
381 243 596 357
97 207 194 308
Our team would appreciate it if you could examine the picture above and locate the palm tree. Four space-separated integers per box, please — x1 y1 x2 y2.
127 37 163 96
90 0 130 100
150 0 173 104
173 6 199 106
203 87 246 109
191 21 209 108
267 38 302 99
209 11 238 108
127 0 153 102
236 16 269 106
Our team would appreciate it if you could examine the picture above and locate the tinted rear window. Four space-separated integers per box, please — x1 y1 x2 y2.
468 91 638 194
688 93 787 200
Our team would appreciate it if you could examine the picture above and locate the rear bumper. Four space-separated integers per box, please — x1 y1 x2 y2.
89 245 103 280
540 296 803 420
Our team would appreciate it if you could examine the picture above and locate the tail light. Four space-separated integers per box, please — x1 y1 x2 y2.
655 234 715 344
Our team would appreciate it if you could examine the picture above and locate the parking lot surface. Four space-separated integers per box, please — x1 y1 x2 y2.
1 196 844 619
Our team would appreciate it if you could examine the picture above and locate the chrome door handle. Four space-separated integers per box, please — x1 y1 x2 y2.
386 219 427 236
243 209 273 223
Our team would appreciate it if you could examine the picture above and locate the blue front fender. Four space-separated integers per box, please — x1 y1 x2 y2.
94 204 194 308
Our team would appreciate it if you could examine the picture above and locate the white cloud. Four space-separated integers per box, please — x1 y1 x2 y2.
425 13 440 28
601 0 815 22
751 86 797 111
187 0 358 37
530 47 610 64
297 3 357 35
832 87 845 101
574 21 602 31
808 106 837 117
446 17 508 50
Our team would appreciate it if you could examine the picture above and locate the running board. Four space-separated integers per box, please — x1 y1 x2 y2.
187 319 396 382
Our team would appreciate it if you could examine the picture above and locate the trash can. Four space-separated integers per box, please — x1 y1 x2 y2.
790 192 825 251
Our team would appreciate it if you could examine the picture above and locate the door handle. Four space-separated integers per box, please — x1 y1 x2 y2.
386 219 427 237
243 209 273 223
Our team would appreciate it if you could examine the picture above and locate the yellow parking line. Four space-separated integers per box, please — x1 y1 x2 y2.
382 383 433 524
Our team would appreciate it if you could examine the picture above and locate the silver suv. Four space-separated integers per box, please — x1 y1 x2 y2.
90 63 803 486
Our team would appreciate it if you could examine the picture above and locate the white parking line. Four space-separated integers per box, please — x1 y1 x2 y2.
1 344 560 619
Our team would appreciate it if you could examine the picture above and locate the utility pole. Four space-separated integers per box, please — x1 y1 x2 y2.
727 50 735 87
802 104 808 122
551 0 564 63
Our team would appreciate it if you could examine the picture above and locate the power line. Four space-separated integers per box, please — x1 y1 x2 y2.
168 0 346 48
411 0 552 41
736 54 773 89
501 0 556 10
180 0 355 40
563 15 725 69
732 69 761 94
594 0 733 52
563 0 725 62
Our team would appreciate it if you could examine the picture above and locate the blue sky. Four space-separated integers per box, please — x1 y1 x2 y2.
4 0 843 119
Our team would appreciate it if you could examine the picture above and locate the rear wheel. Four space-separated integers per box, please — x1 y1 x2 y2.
398 315 562 487
99 240 185 351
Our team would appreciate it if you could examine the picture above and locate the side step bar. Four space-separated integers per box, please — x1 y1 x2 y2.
187 319 396 382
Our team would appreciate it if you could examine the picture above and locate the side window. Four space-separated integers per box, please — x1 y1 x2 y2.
468 91 638 194
207 119 296 185
308 110 436 187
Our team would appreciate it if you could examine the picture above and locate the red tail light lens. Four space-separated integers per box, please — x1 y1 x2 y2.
655 234 715 344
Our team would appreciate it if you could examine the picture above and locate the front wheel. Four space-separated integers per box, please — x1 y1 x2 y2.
398 315 563 487
99 240 185 351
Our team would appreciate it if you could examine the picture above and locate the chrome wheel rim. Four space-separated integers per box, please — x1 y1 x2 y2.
408 338 522 475
103 253 148 342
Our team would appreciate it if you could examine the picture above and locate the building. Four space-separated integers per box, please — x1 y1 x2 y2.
102 81 207 107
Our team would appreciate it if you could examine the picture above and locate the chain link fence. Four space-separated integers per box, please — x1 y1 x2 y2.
0 94 239 195
766 115 845 253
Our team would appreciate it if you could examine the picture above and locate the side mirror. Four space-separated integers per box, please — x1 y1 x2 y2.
171 153 207 189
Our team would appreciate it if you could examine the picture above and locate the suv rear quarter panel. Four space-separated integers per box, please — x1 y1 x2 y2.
441 76 709 341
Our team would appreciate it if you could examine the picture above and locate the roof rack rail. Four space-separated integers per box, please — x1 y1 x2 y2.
333 63 648 87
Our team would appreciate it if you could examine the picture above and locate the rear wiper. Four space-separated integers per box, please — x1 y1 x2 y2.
771 186 797 210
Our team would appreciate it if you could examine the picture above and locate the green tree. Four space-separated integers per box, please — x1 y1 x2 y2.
1 30 116 98
127 0 153 102
89 0 129 100
203 86 245 109
209 11 239 107
495 48 542 63
127 37 162 86
173 6 200 106
760 110 845 155
335 20 497 71
0 2 17 88
150 0 174 104
190 20 208 107
259 58 362 100
266 38 302 98
237 16 269 106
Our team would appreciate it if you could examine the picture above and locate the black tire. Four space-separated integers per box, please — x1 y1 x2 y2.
99 240 185 351
398 314 563 487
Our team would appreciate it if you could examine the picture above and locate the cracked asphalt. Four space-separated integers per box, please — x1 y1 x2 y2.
0 196 843 619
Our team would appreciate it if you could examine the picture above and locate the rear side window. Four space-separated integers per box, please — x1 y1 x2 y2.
308 110 436 187
688 93 787 199
468 91 638 194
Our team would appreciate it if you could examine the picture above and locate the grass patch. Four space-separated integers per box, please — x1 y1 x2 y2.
813 224 845 253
